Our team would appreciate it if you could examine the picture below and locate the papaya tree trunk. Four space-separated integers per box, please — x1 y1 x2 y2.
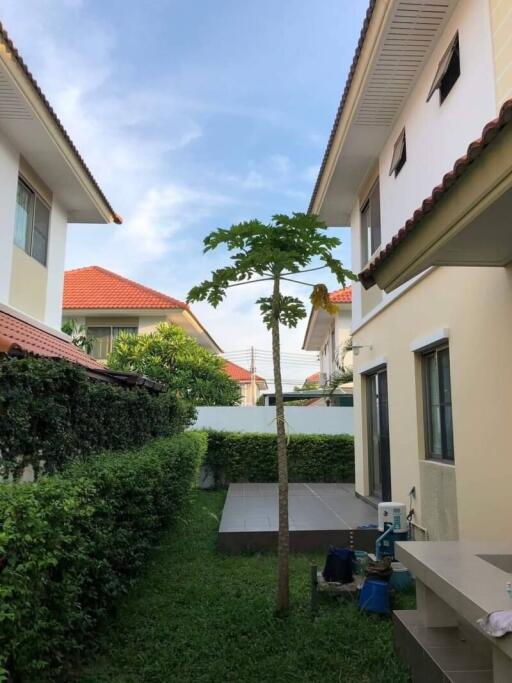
271 274 289 615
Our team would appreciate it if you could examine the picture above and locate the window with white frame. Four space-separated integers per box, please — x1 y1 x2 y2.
14 177 50 266
87 325 138 360
360 180 381 266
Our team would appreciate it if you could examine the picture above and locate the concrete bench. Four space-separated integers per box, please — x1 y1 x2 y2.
395 540 512 683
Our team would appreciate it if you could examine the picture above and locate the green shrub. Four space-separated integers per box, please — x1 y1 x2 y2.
202 430 354 485
0 432 206 681
0 356 195 477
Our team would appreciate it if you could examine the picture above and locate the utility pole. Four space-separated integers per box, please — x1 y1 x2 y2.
250 345 256 406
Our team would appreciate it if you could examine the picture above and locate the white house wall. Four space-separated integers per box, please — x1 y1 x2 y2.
44 199 68 330
0 132 19 303
352 0 497 329
319 307 352 380
0 128 71 330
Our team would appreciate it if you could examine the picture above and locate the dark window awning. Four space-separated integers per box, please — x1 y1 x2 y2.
426 33 459 102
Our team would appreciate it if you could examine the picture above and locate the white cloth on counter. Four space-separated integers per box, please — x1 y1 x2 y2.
477 610 512 638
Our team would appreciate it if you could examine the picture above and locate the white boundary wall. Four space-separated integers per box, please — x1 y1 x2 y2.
190 406 353 435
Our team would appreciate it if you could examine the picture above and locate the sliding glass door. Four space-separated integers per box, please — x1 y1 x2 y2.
367 369 391 501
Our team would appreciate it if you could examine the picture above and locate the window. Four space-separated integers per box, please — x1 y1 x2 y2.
89 327 111 360
389 128 406 177
360 180 381 265
423 345 454 461
88 325 138 360
366 368 391 501
13 178 50 266
427 33 460 104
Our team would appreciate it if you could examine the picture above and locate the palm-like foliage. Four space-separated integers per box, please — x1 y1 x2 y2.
188 212 353 614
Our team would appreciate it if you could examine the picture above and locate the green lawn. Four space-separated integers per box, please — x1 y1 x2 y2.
80 490 412 683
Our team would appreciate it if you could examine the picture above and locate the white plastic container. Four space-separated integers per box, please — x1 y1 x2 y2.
378 502 408 533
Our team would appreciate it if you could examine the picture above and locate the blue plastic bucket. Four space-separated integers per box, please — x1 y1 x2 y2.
359 578 390 614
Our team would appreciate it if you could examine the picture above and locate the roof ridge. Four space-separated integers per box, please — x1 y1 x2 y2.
64 266 188 310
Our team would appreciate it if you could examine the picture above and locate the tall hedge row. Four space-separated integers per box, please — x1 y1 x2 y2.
203 430 354 485
0 432 207 681
0 356 195 478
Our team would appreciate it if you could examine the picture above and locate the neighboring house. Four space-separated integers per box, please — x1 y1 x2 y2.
309 0 512 547
63 266 221 361
302 287 353 389
303 371 320 388
0 22 123 377
223 360 267 406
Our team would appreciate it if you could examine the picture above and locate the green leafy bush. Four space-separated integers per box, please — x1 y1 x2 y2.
202 430 354 485
108 322 241 406
0 356 195 477
0 432 206 681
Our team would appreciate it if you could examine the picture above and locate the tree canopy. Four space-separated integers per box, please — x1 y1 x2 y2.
107 323 241 407
188 212 354 614
188 213 352 329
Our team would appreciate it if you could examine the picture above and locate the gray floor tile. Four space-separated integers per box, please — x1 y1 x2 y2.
219 482 376 535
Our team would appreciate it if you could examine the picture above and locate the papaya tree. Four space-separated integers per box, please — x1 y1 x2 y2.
187 212 353 614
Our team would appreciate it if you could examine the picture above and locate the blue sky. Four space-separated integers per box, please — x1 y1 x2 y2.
3 0 366 387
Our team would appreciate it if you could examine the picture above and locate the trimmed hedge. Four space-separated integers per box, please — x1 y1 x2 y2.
0 432 206 681
0 356 195 477
203 430 354 485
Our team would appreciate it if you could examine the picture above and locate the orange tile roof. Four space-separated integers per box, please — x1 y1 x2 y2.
329 286 352 303
0 309 104 371
63 266 188 310
223 359 266 384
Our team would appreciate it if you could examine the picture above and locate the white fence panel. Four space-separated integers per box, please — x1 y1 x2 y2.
190 406 353 435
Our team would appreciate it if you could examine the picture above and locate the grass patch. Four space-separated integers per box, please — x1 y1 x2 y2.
80 490 411 683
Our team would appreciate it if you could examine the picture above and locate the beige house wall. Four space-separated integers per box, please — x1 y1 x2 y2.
138 315 166 334
9 245 47 320
489 0 512 106
353 265 512 542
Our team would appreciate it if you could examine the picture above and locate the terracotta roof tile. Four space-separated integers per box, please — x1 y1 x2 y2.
359 99 512 288
223 359 265 384
63 266 188 310
308 0 376 214
0 22 121 224
0 309 104 371
329 286 352 304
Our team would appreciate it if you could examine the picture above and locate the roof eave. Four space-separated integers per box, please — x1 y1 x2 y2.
0 23 121 226
359 99 512 292
307 0 383 217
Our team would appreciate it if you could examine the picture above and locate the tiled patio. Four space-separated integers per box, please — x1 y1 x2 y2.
218 483 379 553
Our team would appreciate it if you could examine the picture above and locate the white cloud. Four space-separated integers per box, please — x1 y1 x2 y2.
67 183 234 277
1 0 337 372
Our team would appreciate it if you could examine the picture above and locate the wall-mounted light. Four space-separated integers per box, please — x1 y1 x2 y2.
352 344 372 356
